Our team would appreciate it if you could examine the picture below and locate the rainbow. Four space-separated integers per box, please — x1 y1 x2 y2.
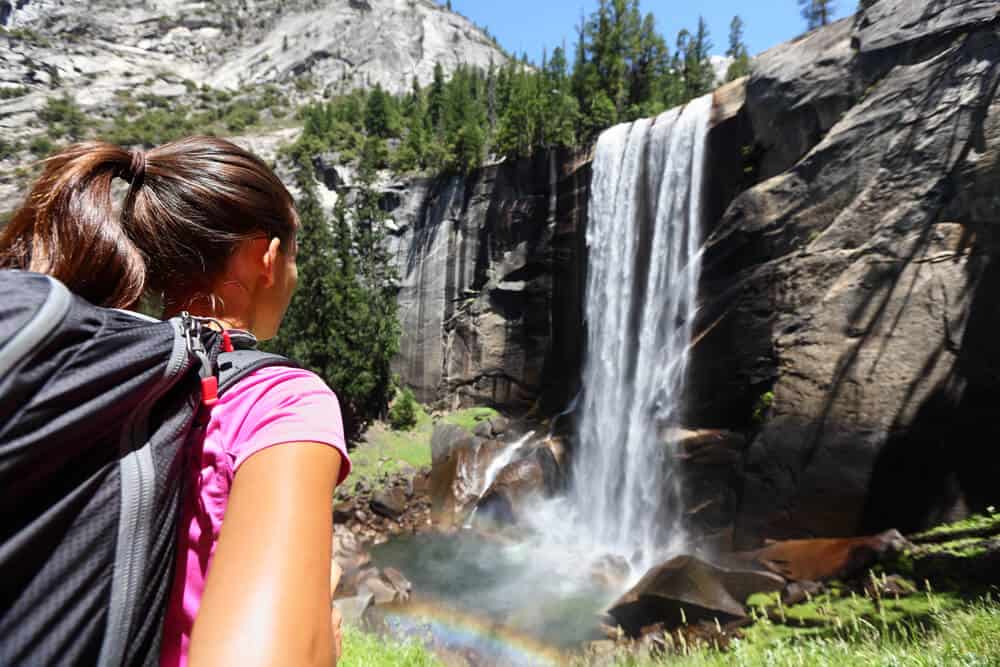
373 597 572 666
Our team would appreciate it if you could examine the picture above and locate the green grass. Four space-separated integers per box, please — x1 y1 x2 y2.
912 510 1000 543
606 594 1000 666
341 626 442 667
441 406 498 432
348 404 499 486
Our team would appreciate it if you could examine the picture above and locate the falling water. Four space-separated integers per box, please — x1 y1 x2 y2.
370 99 715 664
569 95 712 568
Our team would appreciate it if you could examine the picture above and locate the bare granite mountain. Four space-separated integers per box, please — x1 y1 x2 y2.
1 0 505 92
0 0 508 208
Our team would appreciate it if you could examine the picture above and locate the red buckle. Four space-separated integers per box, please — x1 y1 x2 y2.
222 330 234 353
201 376 219 408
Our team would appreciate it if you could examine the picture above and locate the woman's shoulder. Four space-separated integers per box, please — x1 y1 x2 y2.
226 364 338 401
214 364 349 477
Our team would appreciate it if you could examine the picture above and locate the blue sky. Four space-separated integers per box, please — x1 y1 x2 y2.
450 1 853 63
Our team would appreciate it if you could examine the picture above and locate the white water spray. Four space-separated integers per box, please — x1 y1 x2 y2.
566 95 712 569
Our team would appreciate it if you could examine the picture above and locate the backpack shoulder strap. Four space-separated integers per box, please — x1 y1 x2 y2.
217 350 301 396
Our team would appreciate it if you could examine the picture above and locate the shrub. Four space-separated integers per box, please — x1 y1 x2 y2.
0 86 30 100
752 390 775 424
29 135 54 156
388 388 419 431
223 103 260 132
0 137 20 160
38 94 88 140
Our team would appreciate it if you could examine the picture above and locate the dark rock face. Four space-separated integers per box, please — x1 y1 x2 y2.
690 0 1000 545
385 149 590 411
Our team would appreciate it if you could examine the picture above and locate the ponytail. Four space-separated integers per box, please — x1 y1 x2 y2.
0 137 297 311
0 143 148 308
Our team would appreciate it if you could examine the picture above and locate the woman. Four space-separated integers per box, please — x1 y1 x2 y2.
0 137 350 666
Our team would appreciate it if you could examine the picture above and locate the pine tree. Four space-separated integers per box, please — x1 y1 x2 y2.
681 18 714 101
364 83 392 138
496 67 539 158
725 16 751 82
427 62 446 132
629 12 668 118
486 60 498 132
799 0 834 30
266 143 398 440
388 387 418 431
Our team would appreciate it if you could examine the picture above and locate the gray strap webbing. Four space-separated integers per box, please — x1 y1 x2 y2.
0 276 72 380
217 350 300 396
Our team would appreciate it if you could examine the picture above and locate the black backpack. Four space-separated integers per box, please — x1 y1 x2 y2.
0 270 296 666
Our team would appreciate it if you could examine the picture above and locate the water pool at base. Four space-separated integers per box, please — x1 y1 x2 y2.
370 531 619 666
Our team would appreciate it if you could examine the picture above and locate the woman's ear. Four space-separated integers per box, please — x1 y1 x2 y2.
260 237 282 288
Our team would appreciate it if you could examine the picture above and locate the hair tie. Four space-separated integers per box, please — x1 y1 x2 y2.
129 149 147 186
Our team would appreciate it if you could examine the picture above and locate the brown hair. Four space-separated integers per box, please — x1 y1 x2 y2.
0 136 297 310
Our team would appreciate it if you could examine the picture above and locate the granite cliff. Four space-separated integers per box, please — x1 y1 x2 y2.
689 0 1000 545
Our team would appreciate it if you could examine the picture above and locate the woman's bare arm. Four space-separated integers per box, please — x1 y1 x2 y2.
189 442 343 667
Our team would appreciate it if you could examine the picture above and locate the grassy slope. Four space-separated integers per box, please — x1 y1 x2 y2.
349 402 498 484
614 595 1000 666
341 627 442 667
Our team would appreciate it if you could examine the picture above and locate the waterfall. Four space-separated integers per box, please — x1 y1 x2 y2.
569 95 712 567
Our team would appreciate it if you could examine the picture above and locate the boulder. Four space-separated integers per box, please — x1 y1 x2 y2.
382 567 412 601
358 576 399 605
739 530 910 582
863 574 916 599
370 487 407 520
473 419 493 438
475 444 562 525
490 416 510 435
589 554 631 590
607 555 784 637
781 580 824 606
334 593 374 628
428 428 520 524
430 423 471 465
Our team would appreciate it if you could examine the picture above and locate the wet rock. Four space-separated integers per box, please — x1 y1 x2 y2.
590 554 632 590
476 457 546 525
607 555 784 637
382 566 412 601
335 593 374 628
358 574 399 605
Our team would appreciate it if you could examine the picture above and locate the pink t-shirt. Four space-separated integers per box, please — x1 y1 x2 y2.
159 365 351 667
